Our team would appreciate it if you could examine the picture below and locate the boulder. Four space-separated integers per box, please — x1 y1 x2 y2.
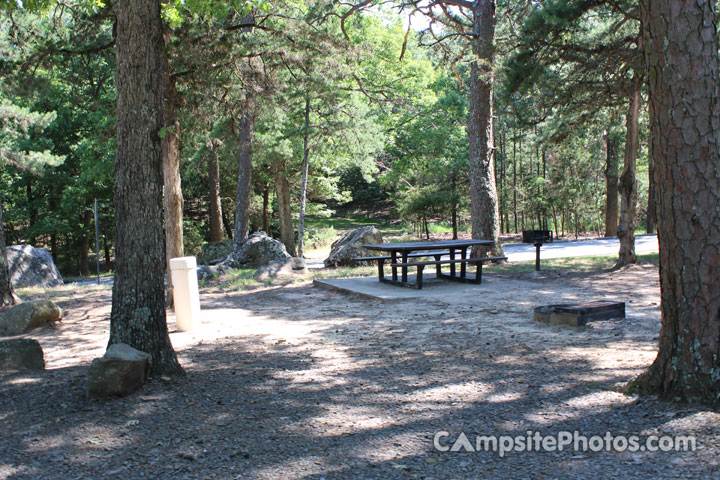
196 262 232 282
197 239 234 265
0 300 62 336
230 232 291 269
87 343 151 399
0 338 45 371
324 226 384 267
6 245 63 288
254 257 308 281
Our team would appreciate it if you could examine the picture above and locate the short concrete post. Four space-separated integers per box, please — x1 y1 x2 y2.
169 256 201 332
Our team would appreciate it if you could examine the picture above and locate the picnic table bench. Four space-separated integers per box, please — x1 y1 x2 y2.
357 239 506 289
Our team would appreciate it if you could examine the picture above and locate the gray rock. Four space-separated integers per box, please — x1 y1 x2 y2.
6 245 64 288
0 338 45 371
197 239 234 265
87 343 151 399
196 261 232 282
324 226 384 267
254 257 308 281
230 232 291 269
0 300 62 336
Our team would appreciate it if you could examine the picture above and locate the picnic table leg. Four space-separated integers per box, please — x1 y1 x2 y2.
401 251 409 284
416 265 424 289
391 252 398 281
450 249 456 277
460 248 467 278
434 254 442 276
377 258 385 280
475 262 483 284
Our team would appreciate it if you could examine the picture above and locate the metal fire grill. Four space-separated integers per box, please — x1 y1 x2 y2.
522 230 553 271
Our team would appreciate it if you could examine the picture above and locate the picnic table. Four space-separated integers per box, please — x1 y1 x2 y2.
359 239 506 289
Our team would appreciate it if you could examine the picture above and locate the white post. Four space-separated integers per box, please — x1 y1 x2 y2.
169 256 201 332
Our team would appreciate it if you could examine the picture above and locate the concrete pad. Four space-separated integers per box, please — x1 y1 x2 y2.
313 274 501 302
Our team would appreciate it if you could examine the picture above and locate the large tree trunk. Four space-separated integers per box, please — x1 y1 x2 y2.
604 132 619 237
629 0 720 404
297 94 311 259
0 197 19 306
162 34 184 308
233 97 256 249
274 161 296 256
110 0 183 377
646 154 656 233
616 63 643 268
208 144 224 243
468 0 503 257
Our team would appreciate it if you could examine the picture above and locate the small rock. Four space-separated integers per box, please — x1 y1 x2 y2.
0 338 45 371
86 343 151 399
0 300 62 336
254 257 308 280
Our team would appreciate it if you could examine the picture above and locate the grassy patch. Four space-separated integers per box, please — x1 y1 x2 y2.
311 265 376 281
210 268 258 290
15 282 111 303
490 252 659 275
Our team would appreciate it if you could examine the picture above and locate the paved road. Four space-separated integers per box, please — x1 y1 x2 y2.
502 234 659 262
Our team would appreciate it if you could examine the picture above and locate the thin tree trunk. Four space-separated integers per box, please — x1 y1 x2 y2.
80 207 92 276
233 97 256 248
51 233 58 264
102 230 111 272
262 182 270 233
604 132 619 236
26 182 36 245
0 197 19 306
274 161 296 256
110 0 183 377
468 0 503 257
629 0 720 404
221 205 234 240
616 63 643 268
207 144 224 243
513 129 518 234
297 94 311 258
451 172 458 240
162 33 184 310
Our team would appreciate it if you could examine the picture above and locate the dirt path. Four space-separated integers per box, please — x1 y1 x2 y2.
1 265 718 479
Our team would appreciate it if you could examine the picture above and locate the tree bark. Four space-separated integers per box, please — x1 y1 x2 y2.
646 154 656 233
297 94 311 258
616 62 643 268
162 34 184 309
629 0 720 404
468 0 503 257
604 132 619 237
208 143 224 243
274 161 296 256
0 197 19 306
110 0 183 377
233 97 256 249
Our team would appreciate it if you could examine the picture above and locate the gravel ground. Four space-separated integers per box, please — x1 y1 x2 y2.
1 264 719 479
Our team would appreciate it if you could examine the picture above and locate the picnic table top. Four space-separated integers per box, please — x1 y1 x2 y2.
363 239 493 252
